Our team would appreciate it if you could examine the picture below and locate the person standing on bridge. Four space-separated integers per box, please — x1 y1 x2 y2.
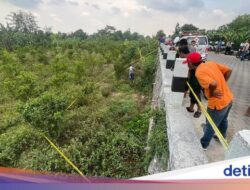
179 46 202 118
183 52 233 150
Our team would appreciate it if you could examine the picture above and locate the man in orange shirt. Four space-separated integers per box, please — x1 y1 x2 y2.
184 52 233 150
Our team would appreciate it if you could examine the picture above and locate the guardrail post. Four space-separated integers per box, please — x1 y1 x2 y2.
157 49 208 170
163 45 169 59
166 51 176 69
226 130 250 159
169 58 188 106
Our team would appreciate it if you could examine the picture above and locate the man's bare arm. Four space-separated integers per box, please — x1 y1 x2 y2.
209 81 223 98
224 69 232 81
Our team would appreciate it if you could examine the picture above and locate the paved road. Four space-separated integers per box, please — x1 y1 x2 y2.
208 52 250 135
184 52 250 162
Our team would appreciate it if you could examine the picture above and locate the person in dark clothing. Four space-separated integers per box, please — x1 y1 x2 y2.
179 38 188 46
179 46 202 118
176 38 188 58
187 69 202 117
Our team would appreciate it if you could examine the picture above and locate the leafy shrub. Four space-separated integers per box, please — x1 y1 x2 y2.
16 126 147 178
107 99 137 122
0 110 23 134
100 84 113 97
18 146 71 172
37 53 49 64
75 131 146 178
3 71 38 101
134 55 157 93
125 109 151 141
0 34 160 178
144 109 168 170
72 82 97 107
16 71 38 100
0 125 43 166
20 92 68 138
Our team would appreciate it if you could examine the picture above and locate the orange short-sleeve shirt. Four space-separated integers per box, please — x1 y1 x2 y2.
195 61 233 110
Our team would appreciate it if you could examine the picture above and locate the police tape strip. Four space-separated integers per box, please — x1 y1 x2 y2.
66 48 158 110
43 135 90 181
45 48 160 176
186 82 229 150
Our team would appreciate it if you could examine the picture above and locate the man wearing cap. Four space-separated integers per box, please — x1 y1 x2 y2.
184 52 233 150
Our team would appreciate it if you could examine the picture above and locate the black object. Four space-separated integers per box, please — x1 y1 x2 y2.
166 60 175 69
171 77 188 92
163 53 168 59
224 47 233 55
160 48 164 55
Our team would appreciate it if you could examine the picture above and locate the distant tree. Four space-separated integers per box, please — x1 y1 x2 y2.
172 23 181 39
6 10 39 33
34 30 52 47
198 29 206 35
215 15 250 48
57 32 67 39
103 25 116 33
123 29 132 40
113 30 123 40
131 32 143 40
96 25 116 36
69 29 88 40
0 23 14 50
155 30 166 40
43 26 52 33
180 24 199 32
227 14 250 32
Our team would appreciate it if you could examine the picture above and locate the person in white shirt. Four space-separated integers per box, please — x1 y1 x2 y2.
241 40 249 61
129 65 134 80
189 40 197 53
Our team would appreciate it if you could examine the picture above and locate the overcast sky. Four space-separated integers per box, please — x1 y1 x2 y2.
0 0 249 36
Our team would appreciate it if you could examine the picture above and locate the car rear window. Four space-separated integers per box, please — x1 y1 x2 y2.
187 37 208 45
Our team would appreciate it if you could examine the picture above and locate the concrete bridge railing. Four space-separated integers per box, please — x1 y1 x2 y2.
157 44 208 170
137 44 250 179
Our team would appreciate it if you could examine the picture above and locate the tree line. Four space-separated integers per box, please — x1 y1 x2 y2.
0 10 148 51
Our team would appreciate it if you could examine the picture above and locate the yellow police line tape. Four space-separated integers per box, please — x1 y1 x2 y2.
186 82 229 150
43 135 90 181
66 48 158 110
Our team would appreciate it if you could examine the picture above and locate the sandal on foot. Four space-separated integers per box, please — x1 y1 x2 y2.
194 111 201 118
186 107 194 113
213 135 219 141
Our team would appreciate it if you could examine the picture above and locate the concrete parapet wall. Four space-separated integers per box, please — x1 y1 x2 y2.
157 47 208 170
226 130 250 160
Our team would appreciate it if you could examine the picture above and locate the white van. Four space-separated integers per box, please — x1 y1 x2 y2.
180 35 209 61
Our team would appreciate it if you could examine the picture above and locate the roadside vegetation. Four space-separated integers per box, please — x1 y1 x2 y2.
0 11 160 178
